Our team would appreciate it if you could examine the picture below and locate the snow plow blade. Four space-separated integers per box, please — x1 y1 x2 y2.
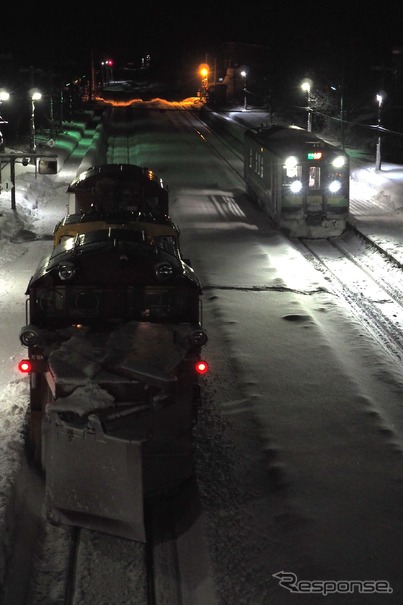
44 412 146 542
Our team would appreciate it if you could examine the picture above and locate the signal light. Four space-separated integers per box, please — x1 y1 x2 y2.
18 359 32 373
195 360 208 375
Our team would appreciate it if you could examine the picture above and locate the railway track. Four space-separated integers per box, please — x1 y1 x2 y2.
189 108 403 364
187 107 403 365
3 103 214 605
23 483 202 604
294 226 403 365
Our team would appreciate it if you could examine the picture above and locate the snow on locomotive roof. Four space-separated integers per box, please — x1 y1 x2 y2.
67 163 167 192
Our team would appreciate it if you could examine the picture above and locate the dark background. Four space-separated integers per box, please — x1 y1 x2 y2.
1 1 403 155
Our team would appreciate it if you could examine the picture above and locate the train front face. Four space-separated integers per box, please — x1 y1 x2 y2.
245 126 350 238
281 147 350 237
25 227 202 328
19 227 208 540
21 226 208 410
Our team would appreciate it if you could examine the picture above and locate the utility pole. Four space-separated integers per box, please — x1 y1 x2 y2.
90 51 96 101
375 93 383 171
371 65 393 170
340 70 345 150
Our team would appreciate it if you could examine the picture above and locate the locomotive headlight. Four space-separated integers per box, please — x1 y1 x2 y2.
290 180 303 193
58 262 76 281
329 180 342 193
332 155 346 169
154 262 173 281
19 324 40 347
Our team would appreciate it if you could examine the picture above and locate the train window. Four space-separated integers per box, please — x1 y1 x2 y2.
248 148 253 169
309 167 321 189
142 288 188 321
59 234 75 246
145 196 161 215
74 291 99 312
157 236 178 257
39 289 65 314
282 164 302 185
308 166 320 189
65 288 102 318
254 151 259 174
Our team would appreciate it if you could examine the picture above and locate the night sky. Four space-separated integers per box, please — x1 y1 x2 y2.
1 0 403 128
1 1 402 72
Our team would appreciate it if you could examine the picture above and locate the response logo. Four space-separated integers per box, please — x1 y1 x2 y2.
272 571 393 596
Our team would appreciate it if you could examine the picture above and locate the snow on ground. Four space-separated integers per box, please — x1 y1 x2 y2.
2 108 403 602
0 132 88 588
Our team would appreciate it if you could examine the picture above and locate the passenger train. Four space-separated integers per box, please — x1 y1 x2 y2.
244 124 350 238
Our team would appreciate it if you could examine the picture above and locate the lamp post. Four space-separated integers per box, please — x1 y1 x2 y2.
240 70 247 110
301 80 312 132
340 85 345 150
331 82 346 149
199 64 209 102
30 90 42 153
0 90 10 151
375 93 383 171
100 61 106 88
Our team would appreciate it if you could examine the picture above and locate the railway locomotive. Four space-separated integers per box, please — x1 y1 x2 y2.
244 124 350 238
18 164 208 542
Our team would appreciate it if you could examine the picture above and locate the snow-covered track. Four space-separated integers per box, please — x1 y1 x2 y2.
295 228 403 364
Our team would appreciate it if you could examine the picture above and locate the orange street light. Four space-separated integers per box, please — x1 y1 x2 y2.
199 63 210 101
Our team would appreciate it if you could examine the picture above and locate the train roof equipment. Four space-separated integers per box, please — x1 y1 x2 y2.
245 123 343 156
67 163 169 217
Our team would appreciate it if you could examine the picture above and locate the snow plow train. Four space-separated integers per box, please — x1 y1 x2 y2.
18 164 208 542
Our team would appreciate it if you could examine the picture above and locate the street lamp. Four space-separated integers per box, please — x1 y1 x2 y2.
0 90 10 151
241 70 247 110
375 93 383 171
0 90 9 103
29 90 42 153
301 80 312 132
199 63 209 102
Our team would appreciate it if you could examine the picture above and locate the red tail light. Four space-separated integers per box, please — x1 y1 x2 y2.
195 360 208 375
18 359 32 373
